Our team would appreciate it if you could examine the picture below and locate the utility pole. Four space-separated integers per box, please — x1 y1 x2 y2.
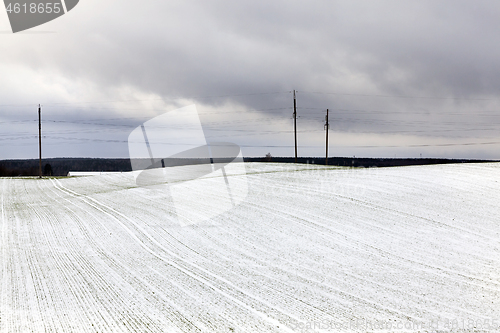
324 109 329 165
293 90 297 163
38 104 42 179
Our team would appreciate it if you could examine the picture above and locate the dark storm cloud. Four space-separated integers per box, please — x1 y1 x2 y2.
331 1 500 97
4 1 500 103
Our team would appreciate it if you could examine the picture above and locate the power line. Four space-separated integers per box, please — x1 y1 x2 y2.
299 90 500 101
1 90 500 158
14 135 500 148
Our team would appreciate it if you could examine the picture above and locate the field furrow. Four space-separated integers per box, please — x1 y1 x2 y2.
0 163 499 332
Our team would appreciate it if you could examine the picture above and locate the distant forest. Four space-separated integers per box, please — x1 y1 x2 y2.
0 158 132 177
0 157 497 177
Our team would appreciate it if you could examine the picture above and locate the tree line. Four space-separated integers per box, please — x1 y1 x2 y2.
0 158 132 177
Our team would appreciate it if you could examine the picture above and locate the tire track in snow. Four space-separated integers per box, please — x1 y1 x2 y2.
3 164 499 332
50 178 299 332
4 179 169 332
211 197 436 323
41 179 193 332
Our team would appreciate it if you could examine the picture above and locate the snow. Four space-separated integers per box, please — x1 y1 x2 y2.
1 162 499 332
67 171 123 177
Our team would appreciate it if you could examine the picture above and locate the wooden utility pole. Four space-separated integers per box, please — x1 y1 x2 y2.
325 109 329 165
293 90 297 163
38 104 42 178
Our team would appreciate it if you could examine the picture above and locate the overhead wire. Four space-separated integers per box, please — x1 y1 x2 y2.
298 90 500 101
1 90 499 150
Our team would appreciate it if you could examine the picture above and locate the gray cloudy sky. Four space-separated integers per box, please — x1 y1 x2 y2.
1 0 500 160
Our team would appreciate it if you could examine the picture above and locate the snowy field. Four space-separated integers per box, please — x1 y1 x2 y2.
1 162 499 332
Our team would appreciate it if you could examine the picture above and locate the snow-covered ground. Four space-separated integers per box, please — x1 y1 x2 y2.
1 163 499 332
